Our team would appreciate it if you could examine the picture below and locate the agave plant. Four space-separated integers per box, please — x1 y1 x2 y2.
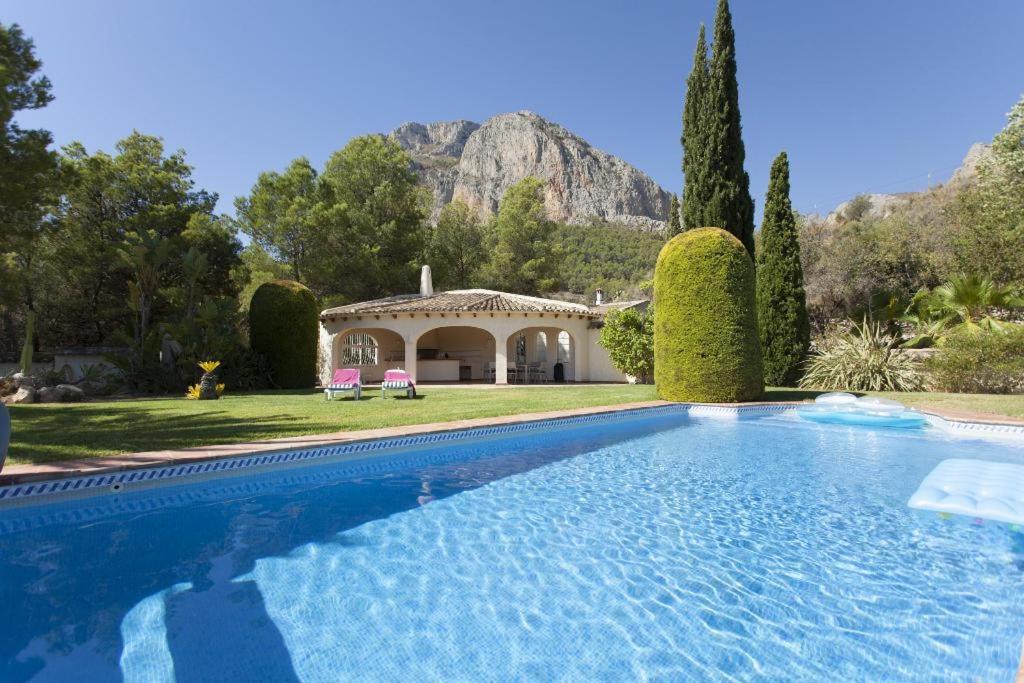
196 360 221 400
800 320 923 392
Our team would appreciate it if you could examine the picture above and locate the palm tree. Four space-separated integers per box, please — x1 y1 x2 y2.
927 275 1022 335
898 288 947 348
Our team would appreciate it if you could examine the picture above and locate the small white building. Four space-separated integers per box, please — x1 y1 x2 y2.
318 268 645 385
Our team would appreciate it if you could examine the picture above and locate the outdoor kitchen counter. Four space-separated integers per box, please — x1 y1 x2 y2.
416 359 463 382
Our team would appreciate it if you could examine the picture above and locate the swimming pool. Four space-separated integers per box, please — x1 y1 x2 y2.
1 408 1023 681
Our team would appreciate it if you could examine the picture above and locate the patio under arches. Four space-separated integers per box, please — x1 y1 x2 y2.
504 326 577 383
330 327 405 383
414 325 497 382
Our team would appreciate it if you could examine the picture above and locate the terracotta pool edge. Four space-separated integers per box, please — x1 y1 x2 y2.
3 399 1023 486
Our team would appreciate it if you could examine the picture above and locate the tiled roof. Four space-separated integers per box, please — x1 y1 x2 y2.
589 300 649 314
320 289 598 318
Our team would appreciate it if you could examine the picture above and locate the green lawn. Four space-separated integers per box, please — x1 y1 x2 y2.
5 385 658 464
5 385 1023 465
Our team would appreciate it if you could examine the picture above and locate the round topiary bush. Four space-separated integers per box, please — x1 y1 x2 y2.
654 227 763 402
248 280 319 389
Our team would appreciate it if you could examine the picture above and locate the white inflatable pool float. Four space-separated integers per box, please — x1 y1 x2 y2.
797 394 927 429
908 459 1024 525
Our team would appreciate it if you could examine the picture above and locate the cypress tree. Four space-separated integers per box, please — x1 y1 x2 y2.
667 193 682 236
681 24 709 232
756 152 809 386
704 0 755 257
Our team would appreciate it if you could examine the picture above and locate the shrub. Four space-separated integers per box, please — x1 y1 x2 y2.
598 307 654 383
218 347 274 391
654 228 763 402
925 326 1024 394
800 320 922 392
248 280 319 389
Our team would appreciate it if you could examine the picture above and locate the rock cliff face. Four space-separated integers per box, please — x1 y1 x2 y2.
389 111 670 232
947 142 991 186
824 143 991 225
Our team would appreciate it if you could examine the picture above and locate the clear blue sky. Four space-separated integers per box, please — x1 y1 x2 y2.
7 0 1024 219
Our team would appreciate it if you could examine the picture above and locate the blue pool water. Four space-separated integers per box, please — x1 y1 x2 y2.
2 410 1024 681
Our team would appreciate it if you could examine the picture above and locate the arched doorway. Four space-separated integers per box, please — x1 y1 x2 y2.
505 327 574 383
414 326 497 383
330 327 405 382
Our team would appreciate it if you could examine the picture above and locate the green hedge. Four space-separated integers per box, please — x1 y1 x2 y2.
654 228 763 402
248 280 319 389
926 326 1024 394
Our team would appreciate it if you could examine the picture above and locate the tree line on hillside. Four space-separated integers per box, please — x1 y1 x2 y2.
799 99 1024 328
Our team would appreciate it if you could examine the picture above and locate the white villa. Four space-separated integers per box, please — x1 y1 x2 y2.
318 267 646 385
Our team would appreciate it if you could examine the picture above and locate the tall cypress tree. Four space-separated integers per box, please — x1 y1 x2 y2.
667 193 681 236
704 0 755 257
756 152 809 386
681 24 709 231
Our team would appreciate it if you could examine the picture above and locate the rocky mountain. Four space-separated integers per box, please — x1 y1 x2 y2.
947 142 991 186
389 111 671 232
824 143 991 225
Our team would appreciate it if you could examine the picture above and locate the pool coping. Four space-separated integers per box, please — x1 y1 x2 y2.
2 400 1023 494
0 400 673 487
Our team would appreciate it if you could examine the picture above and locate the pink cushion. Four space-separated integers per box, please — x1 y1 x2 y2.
331 369 361 386
384 369 412 385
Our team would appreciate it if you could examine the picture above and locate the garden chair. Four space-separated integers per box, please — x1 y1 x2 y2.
324 368 362 400
382 368 416 398
527 362 546 383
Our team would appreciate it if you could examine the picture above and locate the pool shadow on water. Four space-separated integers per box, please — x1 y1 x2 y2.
0 412 690 680
166 578 300 682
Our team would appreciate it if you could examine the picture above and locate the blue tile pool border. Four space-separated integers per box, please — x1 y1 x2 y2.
0 404 687 506
2 402 1022 508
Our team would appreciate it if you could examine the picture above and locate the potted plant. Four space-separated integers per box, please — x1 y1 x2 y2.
197 361 221 400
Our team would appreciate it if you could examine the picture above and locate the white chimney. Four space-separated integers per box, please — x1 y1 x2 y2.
594 288 604 306
420 265 434 296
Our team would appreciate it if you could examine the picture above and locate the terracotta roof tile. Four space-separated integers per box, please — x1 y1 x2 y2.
320 289 598 318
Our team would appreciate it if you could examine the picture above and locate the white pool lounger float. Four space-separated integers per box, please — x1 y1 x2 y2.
908 459 1024 525
797 393 928 429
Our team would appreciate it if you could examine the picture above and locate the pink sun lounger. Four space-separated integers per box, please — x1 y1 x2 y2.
324 368 362 401
382 369 416 399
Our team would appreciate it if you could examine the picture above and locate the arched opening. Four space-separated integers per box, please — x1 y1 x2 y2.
557 331 574 381
505 327 574 383
331 327 405 382
415 326 497 383
340 332 379 366
535 331 548 363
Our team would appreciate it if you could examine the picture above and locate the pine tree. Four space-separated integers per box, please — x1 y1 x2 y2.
667 193 682 236
681 24 709 231
703 0 755 257
482 177 561 295
756 152 809 386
